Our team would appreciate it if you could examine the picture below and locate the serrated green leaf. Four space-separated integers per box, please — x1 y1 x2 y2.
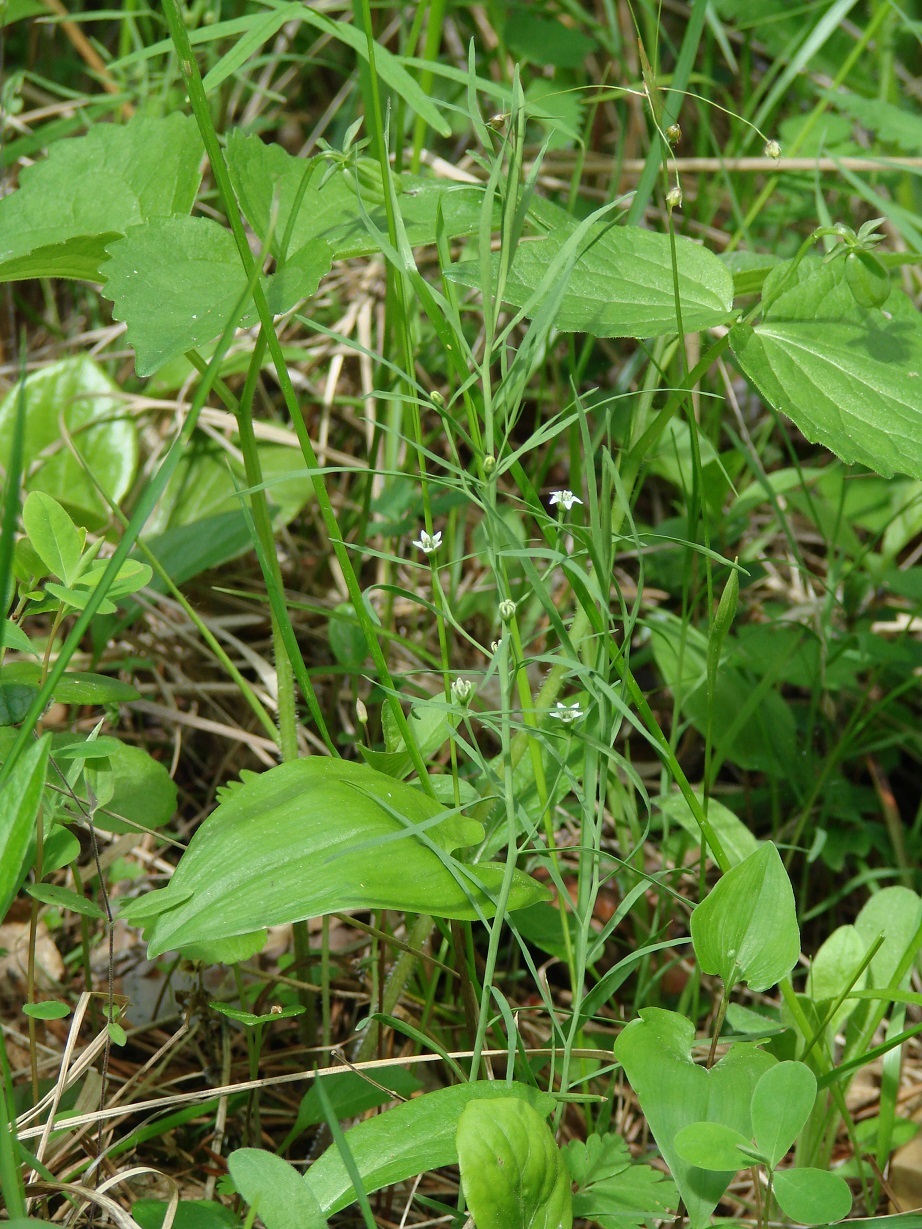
144 758 550 957
449 201 733 338
0 355 137 525
691 842 800 992
0 113 202 282
730 261 922 480
565 1132 678 1229
458 1097 572 1229
304 1081 555 1216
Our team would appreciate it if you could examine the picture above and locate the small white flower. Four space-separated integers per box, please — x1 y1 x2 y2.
549 701 583 724
549 490 582 511
412 529 442 555
451 678 473 705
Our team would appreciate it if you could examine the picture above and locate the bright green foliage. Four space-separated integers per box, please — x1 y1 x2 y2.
613 1008 776 1229
450 200 734 338
229 1149 327 1229
0 733 49 919
657 793 759 866
0 113 202 282
25 882 105 919
731 261 922 480
457 1097 572 1229
564 1132 678 1229
691 842 799 992
771 1167 852 1224
807 924 867 1035
130 758 549 957
302 1082 555 1215
751 1061 817 1169
0 356 137 524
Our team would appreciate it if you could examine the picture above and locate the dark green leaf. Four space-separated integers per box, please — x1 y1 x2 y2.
26 883 105 919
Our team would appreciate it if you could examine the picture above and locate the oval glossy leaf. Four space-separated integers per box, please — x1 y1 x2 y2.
691 842 800 992
0 113 202 282
450 200 733 338
751 1061 816 1169
730 261 922 481
304 1081 554 1216
145 758 550 957
673 1122 755 1172
0 355 137 525
22 491 82 585
614 1007 775 1229
457 1097 572 1229
0 680 37 726
228 1149 326 1229
854 886 922 990
807 924 867 1034
86 740 177 835
0 733 49 918
772 1167 852 1225
1 662 140 706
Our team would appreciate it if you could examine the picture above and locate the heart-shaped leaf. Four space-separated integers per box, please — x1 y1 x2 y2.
614 1008 776 1229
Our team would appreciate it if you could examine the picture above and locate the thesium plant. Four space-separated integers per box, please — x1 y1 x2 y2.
2 1 922 1227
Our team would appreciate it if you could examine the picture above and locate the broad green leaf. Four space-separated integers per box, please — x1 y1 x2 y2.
614 1008 775 1229
304 1081 555 1216
0 113 202 282
360 698 453 779
505 8 597 67
648 612 798 778
44 583 117 616
180 932 267 966
691 842 800 992
673 1122 755 1172
285 1068 423 1147
22 1000 70 1020
730 261 922 481
854 887 922 989
0 734 49 918
26 883 106 919
103 216 255 377
0 355 137 525
226 132 486 264
751 1061 816 1169
657 792 759 866
132 1199 240 1229
772 1167 852 1224
457 1097 572 1229
807 924 867 1033
102 214 332 376
21 492 82 585
228 1150 326 1229
85 740 177 835
143 758 550 958
449 201 733 338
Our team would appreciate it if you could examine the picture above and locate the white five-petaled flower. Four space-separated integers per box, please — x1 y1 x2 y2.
549 701 583 724
549 490 583 511
412 529 442 555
